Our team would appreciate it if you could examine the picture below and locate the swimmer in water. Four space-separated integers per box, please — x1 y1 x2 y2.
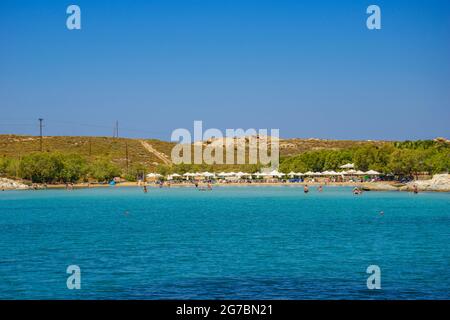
207 183 212 190
413 184 418 194
318 185 323 192
143 185 148 193
304 185 309 193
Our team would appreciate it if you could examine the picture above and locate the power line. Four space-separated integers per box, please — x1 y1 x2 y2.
1 118 169 137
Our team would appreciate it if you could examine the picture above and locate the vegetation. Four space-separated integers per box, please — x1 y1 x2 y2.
279 140 449 177
0 135 448 183
88 158 121 182
1 152 120 183
18 153 86 183
0 135 175 171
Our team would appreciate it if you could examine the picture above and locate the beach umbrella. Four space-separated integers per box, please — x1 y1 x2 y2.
183 172 195 179
146 173 162 178
355 170 365 175
295 172 304 176
269 170 285 177
339 163 355 169
288 171 296 177
366 170 380 175
201 172 215 178
254 172 270 177
304 171 314 176
236 172 251 177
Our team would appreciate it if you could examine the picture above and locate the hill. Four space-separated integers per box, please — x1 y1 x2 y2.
1 135 448 182
0 135 389 166
0 135 176 171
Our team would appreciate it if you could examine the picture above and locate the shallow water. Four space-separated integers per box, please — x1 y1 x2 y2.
0 186 449 299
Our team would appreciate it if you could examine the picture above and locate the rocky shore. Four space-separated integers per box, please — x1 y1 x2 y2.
401 174 450 192
0 178 29 190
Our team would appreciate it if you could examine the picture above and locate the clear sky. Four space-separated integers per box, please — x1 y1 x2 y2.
0 0 449 140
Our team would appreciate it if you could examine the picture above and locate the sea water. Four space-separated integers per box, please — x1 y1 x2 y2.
0 186 449 299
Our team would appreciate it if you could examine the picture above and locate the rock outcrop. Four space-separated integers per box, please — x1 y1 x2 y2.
402 174 450 192
0 178 29 190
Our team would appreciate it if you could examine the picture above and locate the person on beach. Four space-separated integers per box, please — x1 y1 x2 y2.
207 182 212 190
304 185 309 193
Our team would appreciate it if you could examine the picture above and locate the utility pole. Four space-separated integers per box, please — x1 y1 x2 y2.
38 118 44 152
113 121 119 138
125 142 129 174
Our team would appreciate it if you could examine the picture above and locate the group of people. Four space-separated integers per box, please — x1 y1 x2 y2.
303 185 323 193
139 182 421 195
142 181 212 193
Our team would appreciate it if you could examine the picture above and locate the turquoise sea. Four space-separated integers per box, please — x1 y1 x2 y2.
0 186 449 299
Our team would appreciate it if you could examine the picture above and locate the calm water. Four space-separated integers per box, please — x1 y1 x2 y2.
0 186 449 299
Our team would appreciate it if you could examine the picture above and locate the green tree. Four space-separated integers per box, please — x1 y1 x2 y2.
0 157 11 176
60 154 88 183
425 150 450 174
388 149 429 178
126 163 147 181
19 153 64 183
89 158 121 182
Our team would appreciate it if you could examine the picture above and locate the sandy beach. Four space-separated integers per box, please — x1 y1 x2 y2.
2 175 449 192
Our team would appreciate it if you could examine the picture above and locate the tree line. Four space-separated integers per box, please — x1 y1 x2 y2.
0 153 123 183
279 141 449 177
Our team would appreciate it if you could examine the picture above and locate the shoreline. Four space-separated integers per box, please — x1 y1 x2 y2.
2 181 449 192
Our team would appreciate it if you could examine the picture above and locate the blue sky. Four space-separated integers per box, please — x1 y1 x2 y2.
0 0 449 140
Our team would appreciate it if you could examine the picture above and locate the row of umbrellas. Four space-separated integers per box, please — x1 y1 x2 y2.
288 169 381 176
148 168 381 179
